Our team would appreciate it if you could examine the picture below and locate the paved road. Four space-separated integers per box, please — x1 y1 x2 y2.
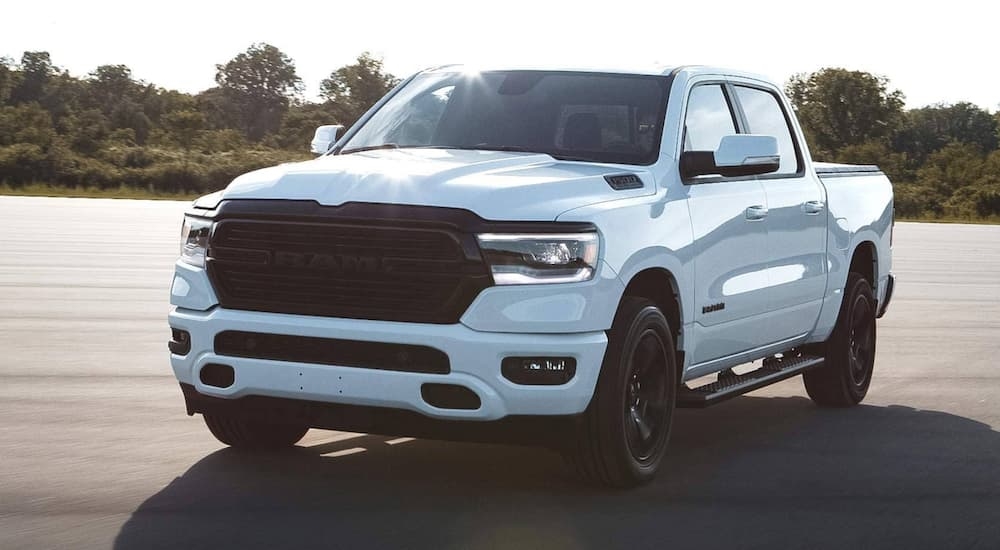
0 195 998 549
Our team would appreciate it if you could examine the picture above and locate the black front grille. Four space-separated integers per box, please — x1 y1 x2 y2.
215 331 450 374
207 217 491 323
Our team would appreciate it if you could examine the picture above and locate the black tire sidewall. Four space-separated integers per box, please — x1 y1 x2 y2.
595 299 677 483
838 276 877 401
204 413 309 449
807 273 877 406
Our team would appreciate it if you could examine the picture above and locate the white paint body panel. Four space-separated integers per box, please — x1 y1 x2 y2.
169 306 607 420
223 149 654 221
169 66 894 417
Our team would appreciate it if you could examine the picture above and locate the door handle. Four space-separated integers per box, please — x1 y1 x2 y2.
802 200 825 214
745 205 769 221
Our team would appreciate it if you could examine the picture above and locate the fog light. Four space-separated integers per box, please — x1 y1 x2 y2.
200 363 235 389
169 328 191 355
501 357 576 385
421 383 481 410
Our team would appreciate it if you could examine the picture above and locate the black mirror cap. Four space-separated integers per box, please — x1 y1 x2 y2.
680 151 780 179
679 151 716 179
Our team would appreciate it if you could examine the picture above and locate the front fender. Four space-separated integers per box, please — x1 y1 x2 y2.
559 196 695 344
614 246 693 329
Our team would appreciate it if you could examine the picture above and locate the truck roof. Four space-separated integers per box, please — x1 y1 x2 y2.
422 64 774 83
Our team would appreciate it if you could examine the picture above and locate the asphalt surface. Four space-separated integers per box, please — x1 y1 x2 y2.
0 195 997 550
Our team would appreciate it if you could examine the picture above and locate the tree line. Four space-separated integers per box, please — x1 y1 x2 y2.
0 45 998 219
0 44 397 196
787 69 999 220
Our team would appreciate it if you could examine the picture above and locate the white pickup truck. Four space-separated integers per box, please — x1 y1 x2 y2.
169 65 894 487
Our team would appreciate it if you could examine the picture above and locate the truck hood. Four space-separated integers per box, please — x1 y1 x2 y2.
220 148 654 220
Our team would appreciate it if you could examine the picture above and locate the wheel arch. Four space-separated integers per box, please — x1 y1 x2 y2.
849 240 878 291
620 267 685 381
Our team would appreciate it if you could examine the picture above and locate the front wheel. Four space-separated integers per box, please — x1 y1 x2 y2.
203 413 309 450
803 272 877 407
565 297 678 488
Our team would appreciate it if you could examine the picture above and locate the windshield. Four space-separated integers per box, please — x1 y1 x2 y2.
338 70 671 165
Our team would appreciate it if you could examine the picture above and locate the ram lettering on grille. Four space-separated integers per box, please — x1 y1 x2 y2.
205 219 491 324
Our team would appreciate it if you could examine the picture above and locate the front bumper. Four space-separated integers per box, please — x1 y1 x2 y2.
169 306 608 421
179 383 580 446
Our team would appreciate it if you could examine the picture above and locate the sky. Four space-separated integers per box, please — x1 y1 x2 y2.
2 0 997 111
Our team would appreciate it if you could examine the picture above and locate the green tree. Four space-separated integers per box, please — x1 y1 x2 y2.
111 101 152 144
162 109 206 152
196 129 247 153
894 102 998 165
10 51 54 104
0 143 48 185
833 140 912 184
953 151 1000 218
38 70 86 129
4 52 85 127
274 102 340 150
0 56 16 104
66 108 111 154
84 65 166 145
193 87 237 130
0 103 56 147
912 142 987 217
0 103 58 185
320 52 399 127
786 68 905 157
87 65 138 112
140 87 195 126
995 111 1000 149
214 43 302 141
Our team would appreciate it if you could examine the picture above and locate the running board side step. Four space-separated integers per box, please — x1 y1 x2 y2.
677 354 825 408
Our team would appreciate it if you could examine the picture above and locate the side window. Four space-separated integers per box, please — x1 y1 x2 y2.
734 86 800 174
683 84 738 152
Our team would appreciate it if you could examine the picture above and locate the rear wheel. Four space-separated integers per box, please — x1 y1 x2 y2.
565 297 677 488
203 413 309 450
803 272 877 407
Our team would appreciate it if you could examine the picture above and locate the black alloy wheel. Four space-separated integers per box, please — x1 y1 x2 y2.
623 329 671 464
847 290 876 389
803 272 877 407
565 296 677 487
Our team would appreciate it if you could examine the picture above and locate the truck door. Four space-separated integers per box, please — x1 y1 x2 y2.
730 83 827 346
683 82 769 367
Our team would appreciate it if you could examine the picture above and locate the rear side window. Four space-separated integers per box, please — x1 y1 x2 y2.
683 84 738 152
733 86 800 174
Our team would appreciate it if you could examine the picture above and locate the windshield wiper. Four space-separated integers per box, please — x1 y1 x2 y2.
448 144 594 161
546 152 595 162
469 144 532 153
420 144 536 153
339 143 399 155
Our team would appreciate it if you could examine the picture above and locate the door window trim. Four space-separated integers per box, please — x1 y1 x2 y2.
729 82 805 179
679 81 745 186
679 79 806 185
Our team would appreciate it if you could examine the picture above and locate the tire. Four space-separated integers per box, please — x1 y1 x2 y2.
565 297 678 488
203 413 309 450
803 272 877 407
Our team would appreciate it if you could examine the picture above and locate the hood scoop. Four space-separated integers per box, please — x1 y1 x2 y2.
604 173 644 190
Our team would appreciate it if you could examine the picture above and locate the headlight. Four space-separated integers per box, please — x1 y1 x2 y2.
476 232 599 285
180 216 212 267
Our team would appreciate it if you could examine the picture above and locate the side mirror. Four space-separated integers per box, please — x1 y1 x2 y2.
310 124 345 155
680 134 780 179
